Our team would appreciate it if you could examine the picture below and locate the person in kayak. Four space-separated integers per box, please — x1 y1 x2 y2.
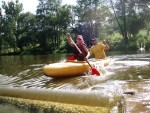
85 38 109 60
66 33 89 61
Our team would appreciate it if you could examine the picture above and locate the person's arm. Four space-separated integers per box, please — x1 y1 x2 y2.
103 40 110 50
85 49 92 60
66 33 75 47
82 44 89 55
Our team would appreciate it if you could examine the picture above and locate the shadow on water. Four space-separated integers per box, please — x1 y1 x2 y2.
0 52 150 112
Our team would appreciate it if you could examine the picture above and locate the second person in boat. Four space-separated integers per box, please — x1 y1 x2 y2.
85 38 110 60
66 33 89 61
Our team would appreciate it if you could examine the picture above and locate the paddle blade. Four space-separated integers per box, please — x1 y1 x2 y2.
91 68 100 76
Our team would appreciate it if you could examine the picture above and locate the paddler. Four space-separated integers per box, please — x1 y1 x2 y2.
66 33 89 61
85 38 110 60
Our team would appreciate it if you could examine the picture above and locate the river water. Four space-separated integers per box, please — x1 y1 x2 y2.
0 51 150 112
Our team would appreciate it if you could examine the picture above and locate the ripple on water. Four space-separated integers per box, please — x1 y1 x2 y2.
123 80 150 113
114 60 150 67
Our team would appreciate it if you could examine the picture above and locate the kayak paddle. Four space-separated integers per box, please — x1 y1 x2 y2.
70 38 100 76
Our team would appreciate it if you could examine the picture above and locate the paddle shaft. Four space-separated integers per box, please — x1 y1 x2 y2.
69 37 100 76
70 38 93 68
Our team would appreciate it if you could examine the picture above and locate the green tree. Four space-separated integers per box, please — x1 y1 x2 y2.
0 8 3 53
17 12 36 51
36 0 71 52
2 0 23 53
109 0 150 46
75 0 111 46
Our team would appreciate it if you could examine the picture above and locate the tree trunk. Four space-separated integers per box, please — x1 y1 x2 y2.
122 0 128 45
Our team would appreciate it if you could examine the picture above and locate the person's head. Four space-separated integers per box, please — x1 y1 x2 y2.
91 38 97 45
76 35 84 44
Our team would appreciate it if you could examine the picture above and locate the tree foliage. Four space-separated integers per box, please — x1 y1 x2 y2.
1 0 23 53
36 0 72 52
109 0 150 46
0 0 150 55
75 0 111 46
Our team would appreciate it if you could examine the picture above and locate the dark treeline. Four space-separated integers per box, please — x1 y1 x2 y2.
0 0 150 55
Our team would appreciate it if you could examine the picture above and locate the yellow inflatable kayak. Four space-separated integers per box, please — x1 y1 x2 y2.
43 58 110 77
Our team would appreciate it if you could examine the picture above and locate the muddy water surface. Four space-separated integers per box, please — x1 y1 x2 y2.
0 52 150 112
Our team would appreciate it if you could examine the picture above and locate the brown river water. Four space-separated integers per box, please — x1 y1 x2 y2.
0 51 150 112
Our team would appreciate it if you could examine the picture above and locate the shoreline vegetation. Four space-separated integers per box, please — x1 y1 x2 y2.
0 0 150 56
0 30 149 56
